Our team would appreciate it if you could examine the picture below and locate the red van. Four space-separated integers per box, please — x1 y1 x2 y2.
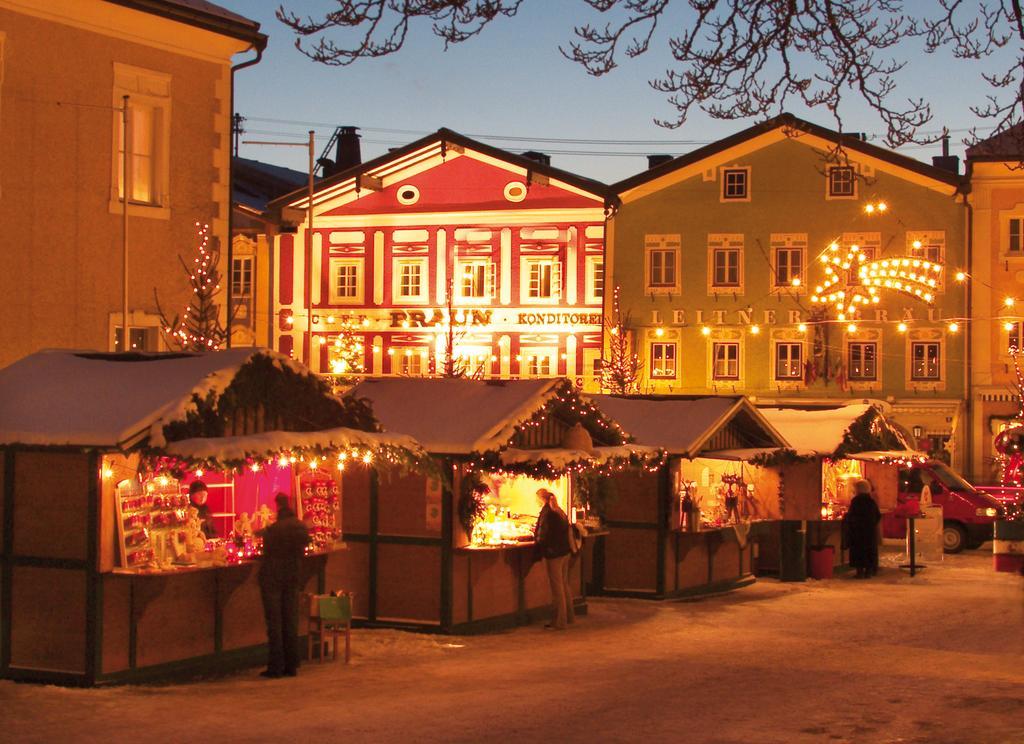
882 460 1003 553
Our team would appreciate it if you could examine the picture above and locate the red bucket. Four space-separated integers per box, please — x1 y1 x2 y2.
809 545 835 579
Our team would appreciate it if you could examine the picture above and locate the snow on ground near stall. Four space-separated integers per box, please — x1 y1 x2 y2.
0 349 272 448
4 549 1023 744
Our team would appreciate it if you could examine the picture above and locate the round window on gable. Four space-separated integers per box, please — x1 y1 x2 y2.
504 181 527 202
396 185 420 205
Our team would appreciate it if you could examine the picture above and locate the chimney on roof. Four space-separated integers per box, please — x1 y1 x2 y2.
931 134 960 175
335 126 362 170
647 154 673 169
521 150 551 167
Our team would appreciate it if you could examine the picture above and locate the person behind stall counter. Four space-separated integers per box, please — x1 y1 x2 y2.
188 481 217 539
258 493 311 679
533 488 574 630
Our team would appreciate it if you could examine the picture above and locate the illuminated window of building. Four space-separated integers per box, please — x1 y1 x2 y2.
712 342 739 380
827 166 856 198
585 256 604 304
457 259 491 300
721 167 750 201
774 247 802 287
393 258 428 302
231 257 253 297
398 348 427 376
1007 321 1023 352
114 326 157 352
650 342 677 379
848 342 877 380
522 258 560 301
523 350 556 378
329 258 363 304
112 64 170 212
911 341 940 381
1010 218 1024 254
775 342 803 380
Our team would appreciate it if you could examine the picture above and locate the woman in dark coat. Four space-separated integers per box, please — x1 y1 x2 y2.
844 479 882 578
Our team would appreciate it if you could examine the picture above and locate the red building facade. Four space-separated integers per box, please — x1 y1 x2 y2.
269 130 611 387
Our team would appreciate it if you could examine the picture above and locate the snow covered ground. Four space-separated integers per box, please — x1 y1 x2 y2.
3 547 1022 743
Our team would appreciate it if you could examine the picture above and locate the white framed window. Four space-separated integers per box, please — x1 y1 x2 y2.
585 256 604 305
775 342 803 380
911 341 941 381
231 256 253 298
712 342 739 380
708 234 744 293
650 342 678 379
1007 320 1023 353
842 232 880 285
393 258 428 303
397 347 428 376
826 166 857 198
111 64 171 216
522 349 557 378
109 311 164 352
848 342 878 381
520 258 561 303
114 326 157 352
329 258 364 304
456 259 494 302
644 235 681 294
1010 217 1024 255
720 167 750 201
907 231 945 264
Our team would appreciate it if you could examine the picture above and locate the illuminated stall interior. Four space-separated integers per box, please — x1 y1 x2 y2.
586 395 786 599
340 377 657 632
0 349 422 686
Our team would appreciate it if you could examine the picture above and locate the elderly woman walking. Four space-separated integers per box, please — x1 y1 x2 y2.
844 479 882 579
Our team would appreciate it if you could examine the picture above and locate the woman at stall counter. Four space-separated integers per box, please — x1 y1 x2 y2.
843 479 882 579
533 489 574 630
188 480 217 539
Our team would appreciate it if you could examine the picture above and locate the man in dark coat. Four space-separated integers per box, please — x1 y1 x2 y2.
533 489 573 629
258 494 311 678
843 479 882 579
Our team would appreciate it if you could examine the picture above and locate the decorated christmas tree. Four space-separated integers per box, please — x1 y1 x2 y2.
994 347 1024 488
328 315 367 387
601 285 641 394
155 222 229 351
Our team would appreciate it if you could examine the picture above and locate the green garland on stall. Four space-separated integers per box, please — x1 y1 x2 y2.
832 407 908 459
747 448 816 468
457 470 488 539
465 448 665 482
509 379 630 448
161 352 379 443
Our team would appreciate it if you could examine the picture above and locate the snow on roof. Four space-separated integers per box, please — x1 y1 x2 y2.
588 396 768 456
348 378 563 454
759 404 874 455
0 348 286 449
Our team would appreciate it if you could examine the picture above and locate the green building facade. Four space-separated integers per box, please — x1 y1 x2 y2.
607 115 970 471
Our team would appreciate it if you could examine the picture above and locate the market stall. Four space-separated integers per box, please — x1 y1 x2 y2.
756 403 917 578
0 349 423 685
340 377 659 633
586 395 788 598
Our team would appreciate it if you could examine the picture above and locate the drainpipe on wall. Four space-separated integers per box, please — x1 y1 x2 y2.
226 44 264 349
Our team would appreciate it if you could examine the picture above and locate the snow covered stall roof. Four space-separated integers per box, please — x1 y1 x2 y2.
587 395 785 458
758 403 915 458
0 349 421 465
347 378 655 467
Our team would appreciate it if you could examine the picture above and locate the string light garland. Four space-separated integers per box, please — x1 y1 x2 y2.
155 222 229 351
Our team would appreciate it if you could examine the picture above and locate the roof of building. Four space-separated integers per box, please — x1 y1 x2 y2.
612 113 964 194
233 157 310 213
587 395 784 457
267 128 614 212
104 0 267 48
965 123 1024 161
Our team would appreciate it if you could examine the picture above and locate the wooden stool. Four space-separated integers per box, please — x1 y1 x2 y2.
307 592 353 664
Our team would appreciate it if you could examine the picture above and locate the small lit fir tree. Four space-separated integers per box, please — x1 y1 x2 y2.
156 222 229 351
994 346 1024 488
328 315 367 388
601 285 641 394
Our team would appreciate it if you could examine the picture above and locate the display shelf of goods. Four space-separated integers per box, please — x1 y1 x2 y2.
298 473 342 552
116 476 197 569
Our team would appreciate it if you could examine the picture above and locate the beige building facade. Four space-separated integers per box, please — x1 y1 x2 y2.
0 0 264 368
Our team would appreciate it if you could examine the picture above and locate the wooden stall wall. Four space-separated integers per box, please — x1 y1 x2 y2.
865 462 898 511
4 450 97 682
780 461 823 521
601 470 662 594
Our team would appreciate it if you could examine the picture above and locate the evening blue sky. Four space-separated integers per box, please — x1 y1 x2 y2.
233 1 1007 183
